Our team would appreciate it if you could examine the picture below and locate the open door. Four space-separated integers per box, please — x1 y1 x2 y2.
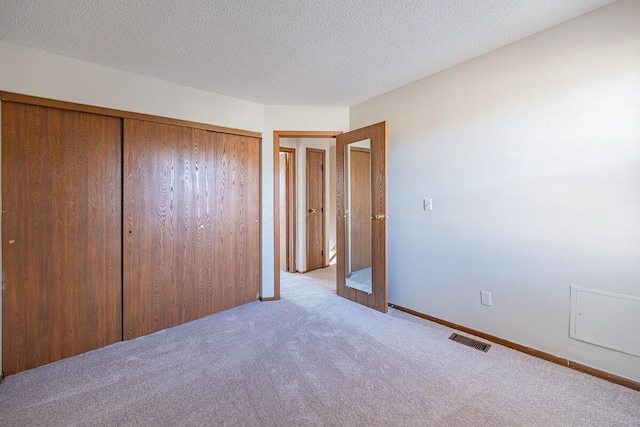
279 148 296 273
336 122 387 313
306 148 326 272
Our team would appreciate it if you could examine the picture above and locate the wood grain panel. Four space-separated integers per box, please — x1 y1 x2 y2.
306 148 325 272
2 102 122 375
212 132 261 312
349 148 372 272
0 91 261 138
336 122 387 313
123 120 260 339
369 123 388 313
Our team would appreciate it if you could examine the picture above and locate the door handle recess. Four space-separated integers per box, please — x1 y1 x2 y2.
373 214 386 220
308 208 316 213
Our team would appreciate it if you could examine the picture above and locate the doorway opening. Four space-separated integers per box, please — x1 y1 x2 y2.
274 131 342 300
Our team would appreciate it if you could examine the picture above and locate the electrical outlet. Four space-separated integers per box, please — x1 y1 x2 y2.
481 291 492 306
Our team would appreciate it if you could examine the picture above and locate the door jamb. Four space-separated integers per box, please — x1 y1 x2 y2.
273 131 342 300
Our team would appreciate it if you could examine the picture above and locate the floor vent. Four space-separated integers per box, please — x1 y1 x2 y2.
449 333 491 353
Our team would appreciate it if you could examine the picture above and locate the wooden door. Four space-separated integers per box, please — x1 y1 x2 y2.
349 147 372 273
279 148 297 273
306 148 325 272
210 131 261 312
123 119 260 340
336 122 387 313
2 102 122 375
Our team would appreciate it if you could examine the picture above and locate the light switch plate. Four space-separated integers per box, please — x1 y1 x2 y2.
423 198 432 211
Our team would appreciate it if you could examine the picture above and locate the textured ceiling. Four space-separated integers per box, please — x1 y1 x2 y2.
0 0 617 106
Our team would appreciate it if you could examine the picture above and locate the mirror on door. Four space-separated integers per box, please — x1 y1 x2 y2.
344 138 372 294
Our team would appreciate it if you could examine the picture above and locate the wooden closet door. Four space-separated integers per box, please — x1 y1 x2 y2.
2 102 122 375
123 120 260 340
210 132 261 312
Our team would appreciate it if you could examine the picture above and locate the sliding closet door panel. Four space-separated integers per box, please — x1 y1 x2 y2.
124 119 207 339
124 120 260 339
211 132 260 312
2 102 122 375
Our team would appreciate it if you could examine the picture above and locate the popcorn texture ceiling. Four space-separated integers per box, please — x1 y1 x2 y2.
0 0 617 106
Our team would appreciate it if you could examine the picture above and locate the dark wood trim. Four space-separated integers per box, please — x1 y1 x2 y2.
0 92 261 138
259 297 276 302
273 130 342 300
275 131 343 138
390 303 640 392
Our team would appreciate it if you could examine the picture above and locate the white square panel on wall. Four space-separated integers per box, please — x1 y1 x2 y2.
570 286 640 357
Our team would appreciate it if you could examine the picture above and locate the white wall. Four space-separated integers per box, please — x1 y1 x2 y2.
280 138 336 272
262 106 349 296
350 0 640 381
0 41 264 132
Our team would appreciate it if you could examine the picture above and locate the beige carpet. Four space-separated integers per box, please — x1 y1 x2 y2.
1 265 639 426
